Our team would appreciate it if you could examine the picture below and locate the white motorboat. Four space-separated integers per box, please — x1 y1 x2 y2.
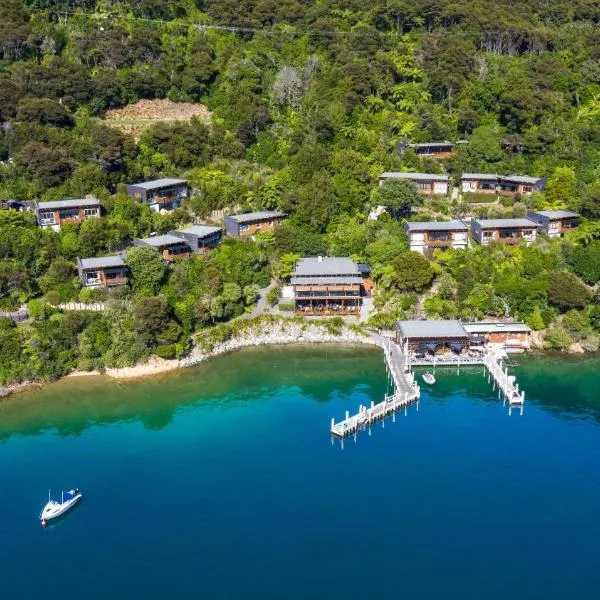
422 372 436 385
39 489 82 526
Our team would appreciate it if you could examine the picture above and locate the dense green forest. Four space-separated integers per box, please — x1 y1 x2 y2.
2 0 600 385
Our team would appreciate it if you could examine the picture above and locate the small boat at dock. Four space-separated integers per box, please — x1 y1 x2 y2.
39 489 82 526
422 372 436 385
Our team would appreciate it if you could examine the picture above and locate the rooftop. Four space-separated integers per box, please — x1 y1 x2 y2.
531 210 579 219
473 218 538 229
499 175 542 184
379 172 450 182
291 276 363 285
179 225 222 237
227 211 287 224
138 234 191 247
397 320 470 339
461 173 499 180
129 178 187 190
78 255 125 270
294 257 360 277
463 322 531 334
405 220 468 232
36 198 100 210
408 141 454 148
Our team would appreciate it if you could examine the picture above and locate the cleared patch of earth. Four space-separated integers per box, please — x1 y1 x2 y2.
105 99 211 139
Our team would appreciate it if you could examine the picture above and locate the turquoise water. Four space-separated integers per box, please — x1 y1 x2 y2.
1 346 600 599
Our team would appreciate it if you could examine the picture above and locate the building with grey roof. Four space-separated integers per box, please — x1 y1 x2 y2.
396 320 471 352
404 220 469 254
378 172 450 196
498 175 545 195
35 197 101 230
77 255 127 288
291 257 364 316
461 173 499 194
527 210 580 238
471 218 539 246
463 321 532 350
172 225 223 253
126 178 188 212
133 234 192 261
224 211 287 237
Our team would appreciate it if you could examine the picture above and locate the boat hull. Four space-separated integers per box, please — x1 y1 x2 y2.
40 492 82 522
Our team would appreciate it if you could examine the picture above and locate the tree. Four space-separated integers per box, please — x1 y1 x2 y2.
125 246 167 294
133 296 180 348
544 326 573 350
570 241 600 285
544 167 577 210
393 251 434 292
547 271 592 310
16 98 73 127
374 180 423 218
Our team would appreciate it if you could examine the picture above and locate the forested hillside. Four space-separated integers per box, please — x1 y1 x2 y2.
2 0 600 385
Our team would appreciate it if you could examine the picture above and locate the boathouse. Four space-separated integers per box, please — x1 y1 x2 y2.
527 210 580 238
171 225 223 253
396 320 471 354
378 172 450 196
133 234 192 261
463 322 532 352
292 257 363 316
404 220 469 254
224 211 287 237
77 255 128 288
35 197 101 231
126 178 188 212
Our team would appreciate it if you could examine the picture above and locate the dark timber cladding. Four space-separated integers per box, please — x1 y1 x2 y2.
77 255 128 288
292 257 363 316
126 178 188 211
396 320 471 353
223 211 287 237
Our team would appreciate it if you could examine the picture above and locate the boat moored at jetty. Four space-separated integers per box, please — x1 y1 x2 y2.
422 372 436 385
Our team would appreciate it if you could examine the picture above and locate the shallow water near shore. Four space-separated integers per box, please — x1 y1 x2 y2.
1 346 600 599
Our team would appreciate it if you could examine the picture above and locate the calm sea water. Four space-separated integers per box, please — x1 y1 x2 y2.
1 346 599 599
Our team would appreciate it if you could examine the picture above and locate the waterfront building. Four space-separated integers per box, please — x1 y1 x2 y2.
126 178 188 212
395 320 472 354
35 197 101 231
471 218 539 246
224 211 287 237
463 322 532 352
291 257 364 316
527 210 580 238
77 255 128 288
133 234 192 261
404 220 469 254
378 172 450 196
171 225 223 253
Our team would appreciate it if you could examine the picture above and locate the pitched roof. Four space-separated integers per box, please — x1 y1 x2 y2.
78 255 125 269
461 173 499 180
408 141 454 148
179 225 222 237
129 178 187 190
473 218 538 229
379 172 450 182
531 210 579 219
138 234 190 247
397 320 470 339
291 276 363 285
405 220 468 232
293 257 360 277
36 198 100 210
463 322 531 334
499 175 542 184
227 211 287 224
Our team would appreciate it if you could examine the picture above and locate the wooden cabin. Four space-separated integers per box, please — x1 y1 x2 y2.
461 173 499 194
378 172 450 196
126 178 188 212
527 210 580 238
404 220 469 254
498 175 545 196
463 322 532 352
398 141 462 159
133 234 192 261
35 198 101 231
291 257 364 316
224 211 287 237
471 218 539 246
77 256 128 288
171 225 223 253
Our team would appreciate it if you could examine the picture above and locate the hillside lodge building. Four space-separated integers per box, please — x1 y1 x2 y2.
398 141 467 159
404 220 469 254
527 210 580 238
461 174 545 196
133 234 192 261
471 218 539 246
35 197 101 231
378 172 450 196
224 211 287 237
126 178 188 212
77 256 128 288
171 225 223 253
291 257 365 316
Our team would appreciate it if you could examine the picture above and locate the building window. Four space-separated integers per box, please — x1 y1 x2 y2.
482 230 493 238
58 208 80 219
239 224 249 231
39 211 55 225
84 208 99 216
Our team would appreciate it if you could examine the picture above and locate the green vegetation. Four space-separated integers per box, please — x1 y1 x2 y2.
1 0 600 384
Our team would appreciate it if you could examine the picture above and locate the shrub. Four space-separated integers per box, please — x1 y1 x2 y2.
547 271 592 310
463 192 498 204
154 344 178 359
278 300 295 312
544 326 573 350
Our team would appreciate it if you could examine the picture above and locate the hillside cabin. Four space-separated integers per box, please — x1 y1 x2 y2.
77 255 128 288
461 173 499 194
471 218 538 246
35 198 101 231
463 322 532 353
396 320 471 354
133 234 192 261
291 257 364 316
171 225 222 253
498 175 545 196
398 141 463 159
527 210 580 238
126 178 188 212
404 220 469 254
378 172 450 196
224 211 287 237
